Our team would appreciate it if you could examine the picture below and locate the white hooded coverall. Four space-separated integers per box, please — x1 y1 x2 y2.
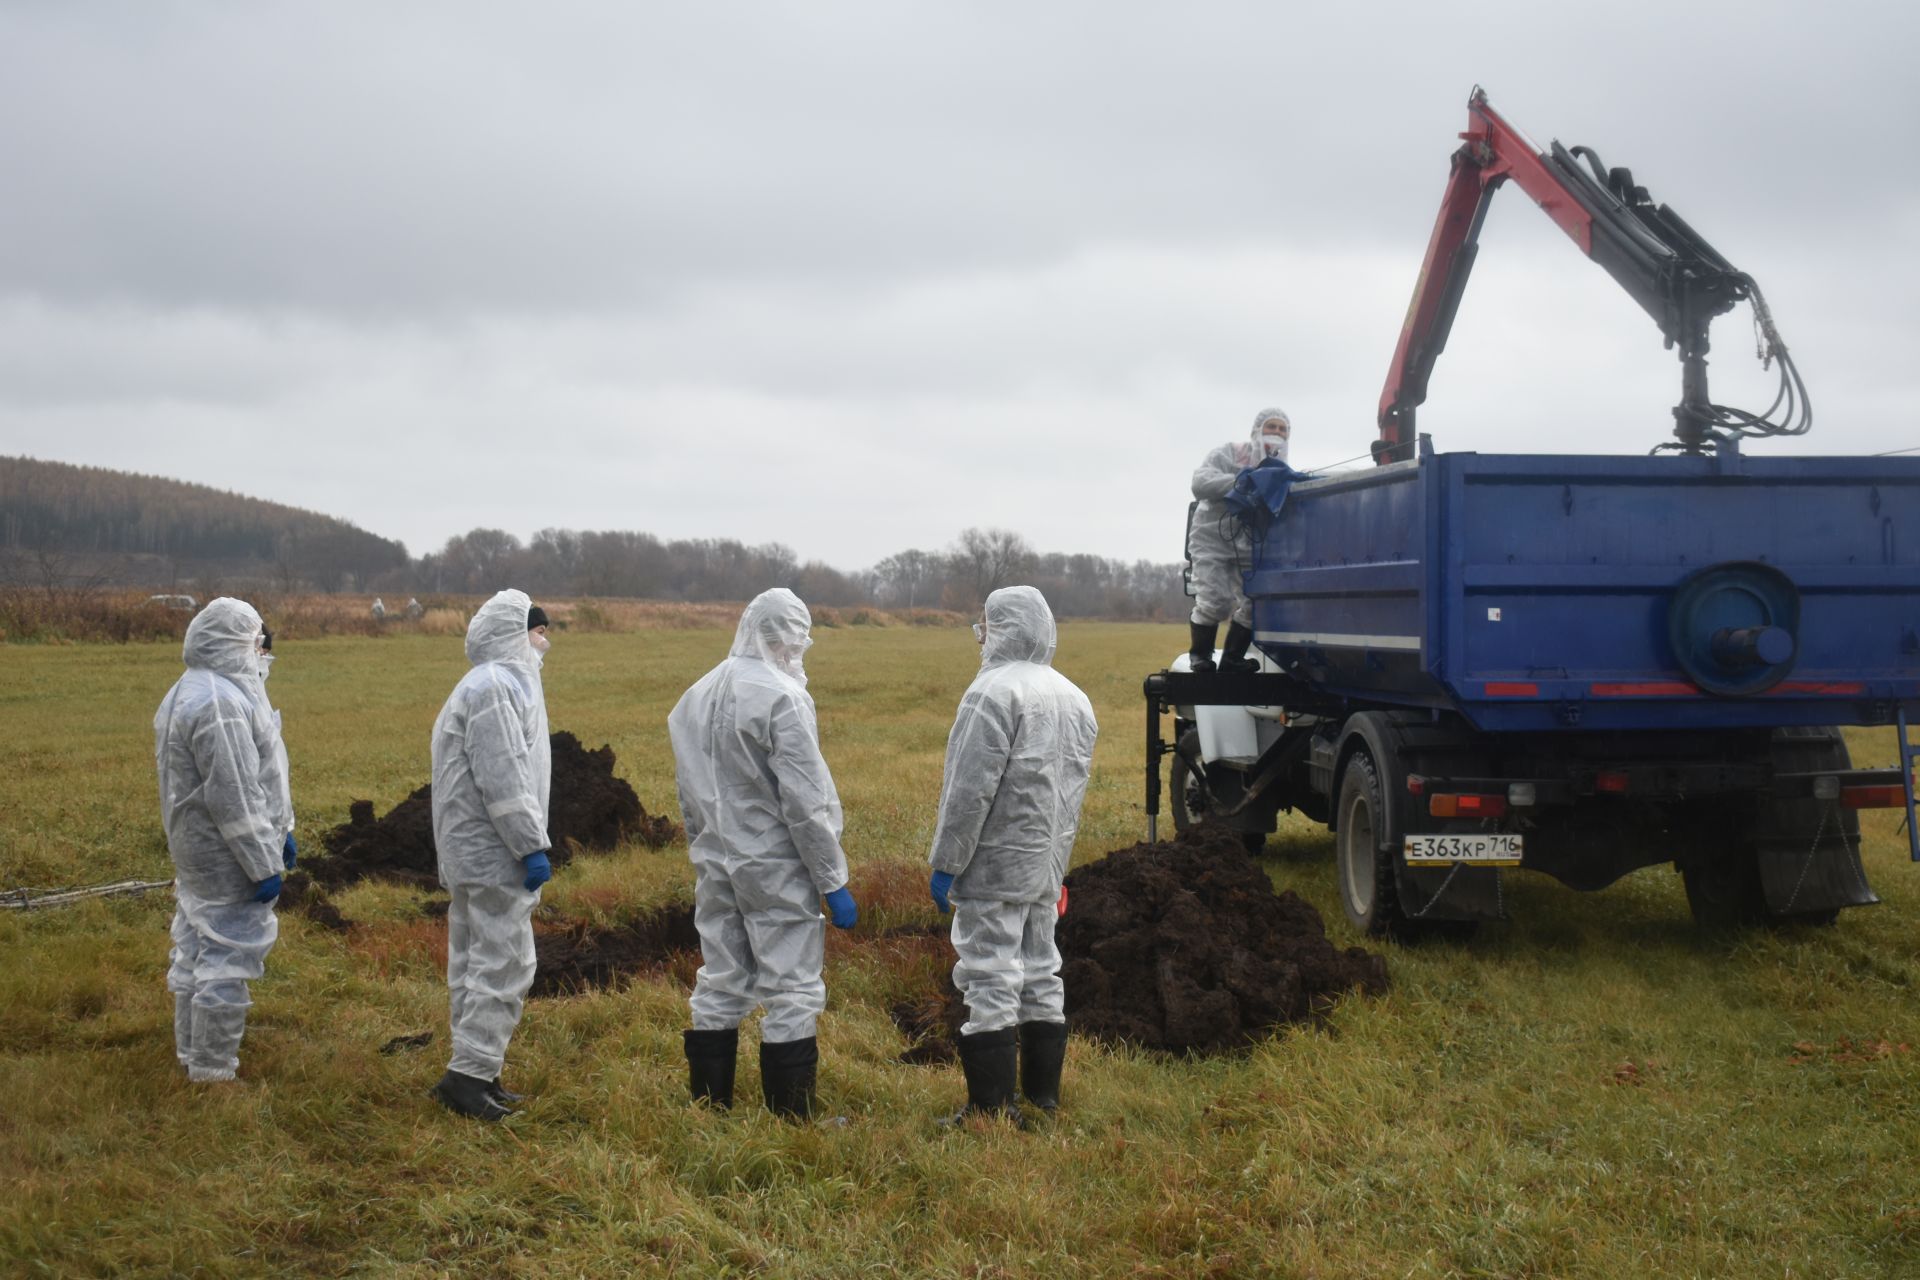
1188 407 1291 628
155 597 292 1082
930 587 1098 1035
431 589 551 1081
667 588 849 1045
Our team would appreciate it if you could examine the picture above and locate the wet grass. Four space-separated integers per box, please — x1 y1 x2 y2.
2 625 1919 1276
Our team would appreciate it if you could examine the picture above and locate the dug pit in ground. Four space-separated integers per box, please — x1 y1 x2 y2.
306 731 680 889
530 903 700 997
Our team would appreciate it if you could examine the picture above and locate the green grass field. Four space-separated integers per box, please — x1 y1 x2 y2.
4 624 1919 1278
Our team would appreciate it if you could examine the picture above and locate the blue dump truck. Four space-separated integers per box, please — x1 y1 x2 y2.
1145 90 1920 935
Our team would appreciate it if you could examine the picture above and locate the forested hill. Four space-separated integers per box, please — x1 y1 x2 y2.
0 455 408 589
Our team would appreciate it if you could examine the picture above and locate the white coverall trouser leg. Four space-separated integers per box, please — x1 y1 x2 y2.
1188 518 1253 629
951 897 1064 1036
446 883 540 1080
167 887 279 1082
688 856 826 1044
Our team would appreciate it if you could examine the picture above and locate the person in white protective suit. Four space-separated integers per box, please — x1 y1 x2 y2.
927 586 1098 1123
428 590 554 1121
155 598 297 1084
667 588 859 1119
1186 407 1291 673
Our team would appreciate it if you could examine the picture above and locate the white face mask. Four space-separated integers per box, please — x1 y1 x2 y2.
530 631 550 655
257 652 276 682
1260 430 1289 460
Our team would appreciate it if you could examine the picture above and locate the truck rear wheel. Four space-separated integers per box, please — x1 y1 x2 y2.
1681 728 1859 928
1169 729 1266 854
1336 751 1399 935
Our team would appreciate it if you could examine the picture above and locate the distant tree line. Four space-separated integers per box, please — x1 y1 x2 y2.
1 456 409 592
405 525 1188 618
1 456 1188 618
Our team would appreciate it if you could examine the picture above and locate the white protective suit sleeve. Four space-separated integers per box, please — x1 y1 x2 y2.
760 686 850 895
929 586 1098 903
926 693 1013 879
1191 442 1250 501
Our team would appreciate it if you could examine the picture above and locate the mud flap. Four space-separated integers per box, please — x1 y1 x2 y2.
1757 835 1879 916
1394 863 1505 923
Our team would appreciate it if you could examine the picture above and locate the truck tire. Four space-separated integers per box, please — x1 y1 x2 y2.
1336 751 1399 935
1680 854 1766 929
1681 728 1859 928
1169 729 1266 854
1168 729 1207 835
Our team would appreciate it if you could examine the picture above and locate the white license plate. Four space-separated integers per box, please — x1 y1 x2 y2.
1404 833 1524 866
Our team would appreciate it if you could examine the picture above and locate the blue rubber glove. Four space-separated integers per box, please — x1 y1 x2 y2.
252 874 282 904
824 886 858 930
282 832 297 870
929 870 954 914
522 851 552 892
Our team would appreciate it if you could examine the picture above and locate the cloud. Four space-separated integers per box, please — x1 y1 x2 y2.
1 2 1916 573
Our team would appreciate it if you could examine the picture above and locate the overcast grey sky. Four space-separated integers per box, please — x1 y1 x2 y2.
1 1 1915 569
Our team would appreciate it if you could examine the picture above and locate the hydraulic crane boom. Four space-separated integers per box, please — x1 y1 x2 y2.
1376 87 1808 460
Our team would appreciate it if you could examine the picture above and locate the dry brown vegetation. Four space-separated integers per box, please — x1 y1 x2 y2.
1 589 967 643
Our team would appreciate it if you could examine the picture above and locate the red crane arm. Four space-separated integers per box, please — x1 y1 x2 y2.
1374 87 1786 459
1376 89 1598 460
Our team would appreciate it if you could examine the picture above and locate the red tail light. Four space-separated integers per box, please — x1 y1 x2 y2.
1429 793 1508 818
1594 771 1631 794
1841 785 1907 810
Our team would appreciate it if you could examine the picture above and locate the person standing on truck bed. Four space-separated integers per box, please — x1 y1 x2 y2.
1187 407 1291 673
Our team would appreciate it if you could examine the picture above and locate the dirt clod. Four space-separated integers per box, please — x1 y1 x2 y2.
1057 825 1389 1055
891 988 965 1065
309 731 680 888
529 903 700 998
379 1031 434 1055
276 870 352 931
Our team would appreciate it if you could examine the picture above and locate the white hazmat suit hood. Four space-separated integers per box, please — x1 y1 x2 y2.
978 584 1058 667
730 587 815 686
1251 407 1291 463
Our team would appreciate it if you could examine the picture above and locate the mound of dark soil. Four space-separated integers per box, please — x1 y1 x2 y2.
530 903 701 998
548 732 680 851
1058 825 1389 1055
309 731 680 888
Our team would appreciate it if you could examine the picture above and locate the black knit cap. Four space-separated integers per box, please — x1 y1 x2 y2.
526 605 549 630
260 626 273 651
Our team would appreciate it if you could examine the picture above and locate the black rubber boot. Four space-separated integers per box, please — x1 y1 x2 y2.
431 1069 511 1122
685 1028 739 1110
1219 621 1260 673
760 1036 818 1120
1018 1021 1069 1114
1188 622 1219 674
941 1028 1021 1126
487 1077 525 1108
